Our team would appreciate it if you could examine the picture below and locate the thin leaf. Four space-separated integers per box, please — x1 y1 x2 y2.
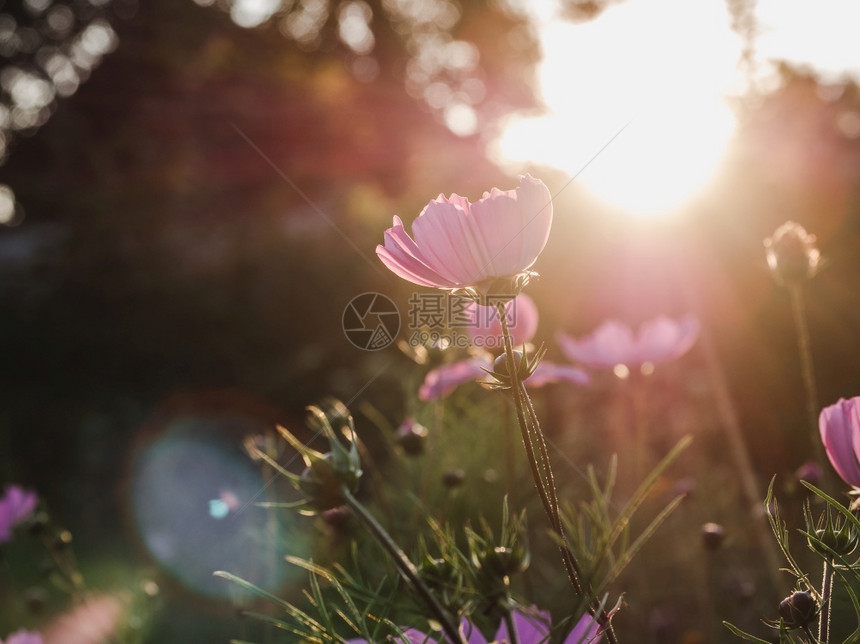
721 621 775 643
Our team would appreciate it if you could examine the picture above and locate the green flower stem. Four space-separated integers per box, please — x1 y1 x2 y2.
496 304 618 644
819 560 833 644
789 286 829 479
502 608 520 644
341 487 465 644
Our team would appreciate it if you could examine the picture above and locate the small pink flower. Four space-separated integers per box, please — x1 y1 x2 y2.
820 397 860 487
557 315 699 370
419 358 491 401
377 175 553 291
2 631 43 644
465 294 539 349
0 485 38 543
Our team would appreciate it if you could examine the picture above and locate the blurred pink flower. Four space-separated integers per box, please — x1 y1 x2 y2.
377 175 552 290
819 397 860 487
528 362 590 388
41 594 125 644
419 357 588 401
2 631 42 644
465 294 539 349
0 485 38 543
347 608 601 643
419 357 491 401
557 315 700 370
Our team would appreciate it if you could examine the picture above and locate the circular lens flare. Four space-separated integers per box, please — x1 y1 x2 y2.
130 418 308 599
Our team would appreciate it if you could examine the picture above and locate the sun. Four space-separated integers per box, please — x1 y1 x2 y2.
492 0 743 219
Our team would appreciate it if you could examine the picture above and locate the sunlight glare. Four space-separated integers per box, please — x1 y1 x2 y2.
493 0 743 218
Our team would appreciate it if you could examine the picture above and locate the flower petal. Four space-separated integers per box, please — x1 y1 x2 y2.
419 358 492 401
494 609 551 643
527 362 591 388
377 216 459 288
412 197 490 285
635 315 700 365
564 614 603 644
557 321 636 368
469 175 552 278
820 398 860 487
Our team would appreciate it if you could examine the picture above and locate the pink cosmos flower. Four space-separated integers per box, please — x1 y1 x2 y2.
347 609 601 643
557 315 700 370
0 485 38 543
819 397 860 487
465 294 539 349
377 175 553 290
1 631 43 644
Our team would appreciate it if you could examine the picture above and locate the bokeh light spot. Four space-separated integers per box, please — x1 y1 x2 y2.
443 102 477 137
130 416 308 598
613 364 630 380
0 185 19 225
229 0 281 29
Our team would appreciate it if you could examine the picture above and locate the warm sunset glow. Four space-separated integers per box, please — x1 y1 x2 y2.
493 0 743 218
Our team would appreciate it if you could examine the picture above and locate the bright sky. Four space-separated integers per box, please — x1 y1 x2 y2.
492 0 860 219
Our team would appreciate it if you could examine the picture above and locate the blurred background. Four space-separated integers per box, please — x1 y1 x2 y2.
2 0 860 641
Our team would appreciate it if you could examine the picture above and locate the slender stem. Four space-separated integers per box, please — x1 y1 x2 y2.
502 608 520 644
496 304 619 644
789 286 829 477
496 308 554 522
341 487 465 644
819 560 833 644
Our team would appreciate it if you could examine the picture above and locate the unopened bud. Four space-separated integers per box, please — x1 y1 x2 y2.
479 545 530 579
419 557 459 591
701 522 726 551
442 469 466 489
778 591 817 628
396 419 428 456
299 454 356 511
764 222 821 285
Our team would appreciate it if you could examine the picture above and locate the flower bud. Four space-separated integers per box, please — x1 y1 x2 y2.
442 469 465 489
419 556 460 591
493 351 522 377
270 400 363 514
701 522 726 551
487 348 545 389
299 454 359 512
479 545 530 579
764 222 821 285
778 591 817 629
806 506 858 559
395 419 428 456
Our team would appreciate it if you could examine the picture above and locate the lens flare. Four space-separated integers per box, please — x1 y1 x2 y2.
130 417 308 599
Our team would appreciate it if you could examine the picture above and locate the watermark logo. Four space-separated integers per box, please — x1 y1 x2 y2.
343 292 524 351
342 292 401 351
